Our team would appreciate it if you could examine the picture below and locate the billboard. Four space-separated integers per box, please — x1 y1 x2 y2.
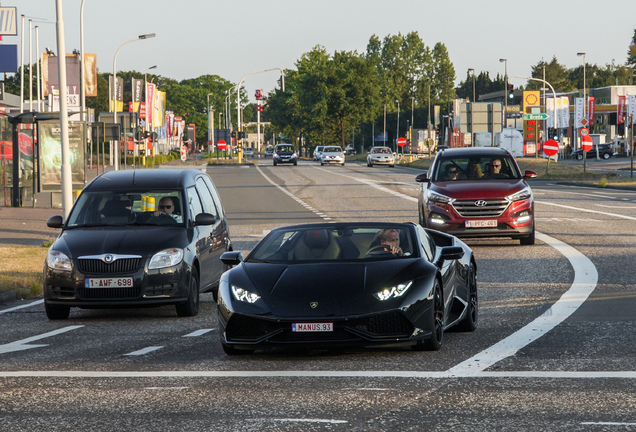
38 121 85 191
0 45 17 72
0 7 17 36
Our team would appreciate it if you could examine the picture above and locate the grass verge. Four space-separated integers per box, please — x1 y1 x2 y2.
0 245 49 300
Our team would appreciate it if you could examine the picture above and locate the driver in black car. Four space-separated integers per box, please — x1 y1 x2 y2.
154 197 175 217
376 228 403 256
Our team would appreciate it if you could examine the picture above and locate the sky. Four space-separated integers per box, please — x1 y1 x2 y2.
5 0 636 105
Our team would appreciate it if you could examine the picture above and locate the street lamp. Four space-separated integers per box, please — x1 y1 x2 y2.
499 59 508 128
79 0 86 122
410 96 415 149
468 68 476 146
577 52 588 155
112 33 156 170
207 92 214 153
396 99 400 152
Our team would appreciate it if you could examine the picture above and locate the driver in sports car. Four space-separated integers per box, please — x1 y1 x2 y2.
377 228 403 256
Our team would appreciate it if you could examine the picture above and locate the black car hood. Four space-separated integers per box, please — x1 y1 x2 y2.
53 226 186 258
239 259 429 317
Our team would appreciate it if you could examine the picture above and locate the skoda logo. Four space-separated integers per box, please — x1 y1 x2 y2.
475 200 488 207
310 302 318 309
103 254 115 264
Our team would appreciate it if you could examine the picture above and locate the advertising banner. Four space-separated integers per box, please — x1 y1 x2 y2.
146 83 156 126
618 96 626 125
132 78 144 112
38 121 85 191
83 54 98 97
628 95 636 124
558 97 570 129
45 54 81 97
109 76 124 112
574 97 585 127
0 7 17 35
588 97 595 125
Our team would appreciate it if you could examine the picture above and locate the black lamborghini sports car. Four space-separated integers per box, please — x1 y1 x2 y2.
217 222 477 355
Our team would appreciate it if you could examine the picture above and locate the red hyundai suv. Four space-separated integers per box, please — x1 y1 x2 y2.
416 147 537 245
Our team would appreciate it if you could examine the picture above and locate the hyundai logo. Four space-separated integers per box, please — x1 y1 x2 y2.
103 254 115 264
475 200 488 207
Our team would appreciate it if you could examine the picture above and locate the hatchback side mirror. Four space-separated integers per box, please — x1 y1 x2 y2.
47 215 64 228
194 213 216 226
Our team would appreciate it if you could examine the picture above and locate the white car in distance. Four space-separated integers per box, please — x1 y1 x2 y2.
320 146 345 166
367 146 395 167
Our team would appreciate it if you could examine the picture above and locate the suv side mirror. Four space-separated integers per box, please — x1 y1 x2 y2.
523 170 538 179
415 173 429 183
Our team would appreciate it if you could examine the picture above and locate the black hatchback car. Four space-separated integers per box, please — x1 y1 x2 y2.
44 169 232 320
571 143 614 160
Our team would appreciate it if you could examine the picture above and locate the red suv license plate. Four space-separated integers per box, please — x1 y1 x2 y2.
465 220 497 228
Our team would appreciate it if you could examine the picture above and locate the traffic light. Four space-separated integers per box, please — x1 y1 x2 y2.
231 131 236 139
508 84 514 99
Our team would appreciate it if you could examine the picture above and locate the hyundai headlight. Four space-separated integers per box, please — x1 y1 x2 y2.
507 187 533 202
231 285 261 303
148 248 184 269
374 281 413 300
46 250 72 272
426 190 455 204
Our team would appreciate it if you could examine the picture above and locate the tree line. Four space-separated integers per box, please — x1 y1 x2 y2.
5 29 636 148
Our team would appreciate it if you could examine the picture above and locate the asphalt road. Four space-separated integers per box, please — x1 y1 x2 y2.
1 159 635 431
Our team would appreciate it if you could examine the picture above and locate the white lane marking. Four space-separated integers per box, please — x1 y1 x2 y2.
124 346 163 356
595 204 636 209
183 329 214 337
2 370 636 379
0 325 84 355
263 419 348 424
256 166 331 221
145 387 189 390
537 200 636 221
0 299 44 315
313 166 418 202
447 232 597 376
581 422 636 426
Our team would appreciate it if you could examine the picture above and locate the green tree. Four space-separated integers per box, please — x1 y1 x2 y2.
627 28 636 69
529 57 575 92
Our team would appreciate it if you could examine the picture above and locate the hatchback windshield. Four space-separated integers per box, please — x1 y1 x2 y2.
372 147 392 154
323 146 342 153
435 155 520 181
66 190 185 227
247 224 417 263
276 145 295 153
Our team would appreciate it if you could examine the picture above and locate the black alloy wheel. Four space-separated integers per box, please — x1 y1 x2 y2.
176 268 199 317
414 279 444 351
45 302 71 320
456 262 478 332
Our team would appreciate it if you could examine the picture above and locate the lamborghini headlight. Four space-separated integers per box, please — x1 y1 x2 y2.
374 281 413 301
231 284 261 303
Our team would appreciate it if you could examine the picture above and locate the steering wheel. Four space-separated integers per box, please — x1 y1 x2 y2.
366 244 393 256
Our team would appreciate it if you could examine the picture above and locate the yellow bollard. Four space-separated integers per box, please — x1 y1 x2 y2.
238 148 243 164
146 196 156 212
73 190 81 201
141 196 147 211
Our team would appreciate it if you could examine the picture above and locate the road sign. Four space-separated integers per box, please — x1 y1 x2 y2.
522 113 549 121
397 137 407 147
581 135 593 152
180 146 187 161
580 127 589 137
217 139 227 150
543 139 559 156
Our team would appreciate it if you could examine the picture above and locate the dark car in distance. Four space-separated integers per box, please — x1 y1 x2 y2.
217 222 477 355
571 143 614 160
416 147 537 245
273 144 298 166
43 169 233 319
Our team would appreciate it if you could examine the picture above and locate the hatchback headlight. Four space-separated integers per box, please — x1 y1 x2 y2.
149 248 184 269
507 187 533 202
231 285 261 303
425 190 455 204
374 281 413 301
47 250 72 271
